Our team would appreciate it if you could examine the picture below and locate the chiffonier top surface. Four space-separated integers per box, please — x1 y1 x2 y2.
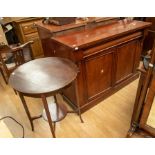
51 20 151 50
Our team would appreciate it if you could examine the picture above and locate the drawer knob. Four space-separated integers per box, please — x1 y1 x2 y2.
100 69 104 74
32 23 37 29
24 26 28 29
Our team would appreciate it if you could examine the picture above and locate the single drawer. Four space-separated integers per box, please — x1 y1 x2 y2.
21 22 37 35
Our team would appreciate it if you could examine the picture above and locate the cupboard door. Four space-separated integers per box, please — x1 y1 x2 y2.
115 40 137 83
25 32 43 57
85 51 113 100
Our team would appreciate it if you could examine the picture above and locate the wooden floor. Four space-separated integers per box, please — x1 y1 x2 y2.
0 75 139 138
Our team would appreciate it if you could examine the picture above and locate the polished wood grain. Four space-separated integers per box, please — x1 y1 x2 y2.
115 40 137 83
9 57 81 137
85 50 113 100
127 41 155 137
52 20 151 49
9 57 78 95
37 17 119 35
128 69 155 138
0 74 139 138
37 19 151 112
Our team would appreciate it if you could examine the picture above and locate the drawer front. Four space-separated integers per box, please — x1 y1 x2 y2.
21 22 37 35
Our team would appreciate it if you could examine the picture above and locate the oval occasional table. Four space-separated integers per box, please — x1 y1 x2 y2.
9 57 83 138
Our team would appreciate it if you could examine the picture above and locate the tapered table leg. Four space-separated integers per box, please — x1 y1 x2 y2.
18 92 34 131
41 94 56 138
75 79 84 123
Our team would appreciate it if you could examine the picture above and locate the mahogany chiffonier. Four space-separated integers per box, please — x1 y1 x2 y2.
36 18 151 112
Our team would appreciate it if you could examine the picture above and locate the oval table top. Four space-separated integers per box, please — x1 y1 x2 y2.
9 57 78 95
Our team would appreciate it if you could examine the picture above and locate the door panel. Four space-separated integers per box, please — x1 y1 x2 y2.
85 52 113 100
115 40 137 83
